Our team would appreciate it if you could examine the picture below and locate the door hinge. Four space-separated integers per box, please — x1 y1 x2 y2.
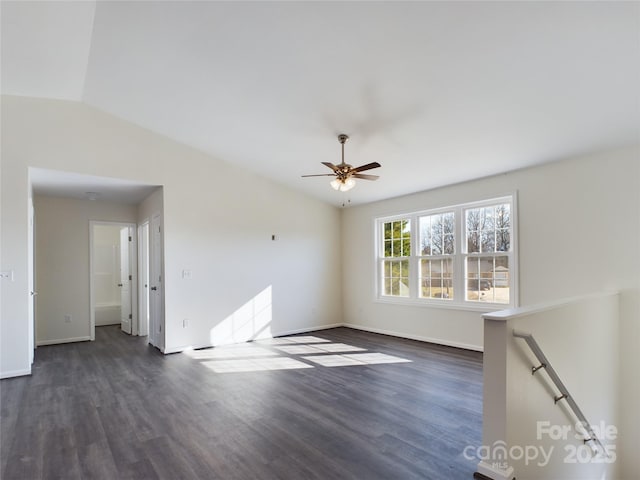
129 313 132 320
129 274 132 281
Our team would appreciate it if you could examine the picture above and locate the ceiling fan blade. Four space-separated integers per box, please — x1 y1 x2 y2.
352 162 381 173
321 162 340 172
353 173 379 181
301 174 337 177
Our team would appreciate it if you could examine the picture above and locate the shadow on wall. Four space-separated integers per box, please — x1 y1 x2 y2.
209 286 273 346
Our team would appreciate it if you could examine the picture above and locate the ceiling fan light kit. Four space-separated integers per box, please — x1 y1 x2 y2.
331 177 355 192
302 134 381 193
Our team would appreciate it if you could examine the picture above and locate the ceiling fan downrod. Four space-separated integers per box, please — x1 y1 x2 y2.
338 134 348 167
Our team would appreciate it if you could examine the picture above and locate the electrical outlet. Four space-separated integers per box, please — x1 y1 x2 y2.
64 314 72 323
182 270 192 279
182 318 188 328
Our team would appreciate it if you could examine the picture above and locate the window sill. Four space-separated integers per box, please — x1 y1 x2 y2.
373 296 514 313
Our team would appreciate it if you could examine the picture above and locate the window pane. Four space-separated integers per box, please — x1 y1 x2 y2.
384 239 392 257
443 212 454 235
420 258 453 300
482 207 494 231
401 220 411 256
392 239 401 257
383 219 410 257
466 256 509 303
467 231 480 253
420 229 431 255
466 203 511 253
496 229 510 252
419 212 454 257
496 204 510 230
383 259 409 297
481 230 495 252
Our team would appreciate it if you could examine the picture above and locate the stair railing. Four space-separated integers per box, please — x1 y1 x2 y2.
512 330 608 457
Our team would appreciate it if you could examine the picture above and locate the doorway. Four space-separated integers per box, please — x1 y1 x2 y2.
90 222 138 339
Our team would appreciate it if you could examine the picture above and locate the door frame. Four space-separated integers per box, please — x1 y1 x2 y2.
89 221 138 340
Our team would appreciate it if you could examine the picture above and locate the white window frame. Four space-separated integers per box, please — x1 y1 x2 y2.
374 194 518 311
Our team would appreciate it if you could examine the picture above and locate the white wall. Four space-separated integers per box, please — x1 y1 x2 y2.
1 95 342 375
342 146 639 347
137 187 163 226
342 145 640 477
34 196 137 344
481 294 620 480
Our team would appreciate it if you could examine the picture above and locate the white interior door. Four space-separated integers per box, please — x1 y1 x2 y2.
149 214 163 349
120 227 132 334
138 223 149 337
28 199 35 363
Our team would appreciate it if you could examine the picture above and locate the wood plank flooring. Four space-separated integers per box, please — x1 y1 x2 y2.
1 326 483 479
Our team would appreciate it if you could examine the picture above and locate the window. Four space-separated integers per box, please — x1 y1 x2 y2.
381 219 411 297
376 195 516 308
419 212 455 300
465 203 511 304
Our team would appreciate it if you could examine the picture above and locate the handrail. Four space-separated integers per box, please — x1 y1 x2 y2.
512 330 607 457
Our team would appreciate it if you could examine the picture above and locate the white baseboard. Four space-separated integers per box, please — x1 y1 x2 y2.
36 336 92 346
0 367 32 379
342 323 483 352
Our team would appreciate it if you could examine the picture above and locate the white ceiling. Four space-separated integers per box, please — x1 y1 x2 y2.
2 1 639 206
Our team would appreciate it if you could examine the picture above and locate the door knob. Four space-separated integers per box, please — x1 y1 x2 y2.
117 283 123 287
151 286 157 291
30 291 38 296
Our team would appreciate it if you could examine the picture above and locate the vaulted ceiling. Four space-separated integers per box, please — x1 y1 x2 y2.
2 1 639 205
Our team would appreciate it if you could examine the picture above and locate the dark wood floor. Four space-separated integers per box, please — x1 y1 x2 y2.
1 326 483 480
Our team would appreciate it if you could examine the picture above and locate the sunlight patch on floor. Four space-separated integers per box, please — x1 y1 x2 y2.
183 344 277 360
273 343 365 355
303 353 411 367
302 355 368 367
311 343 367 353
272 345 328 354
188 335 412 373
202 357 313 373
345 353 412 364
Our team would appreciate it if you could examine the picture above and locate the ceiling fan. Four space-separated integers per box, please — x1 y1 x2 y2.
302 134 381 192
